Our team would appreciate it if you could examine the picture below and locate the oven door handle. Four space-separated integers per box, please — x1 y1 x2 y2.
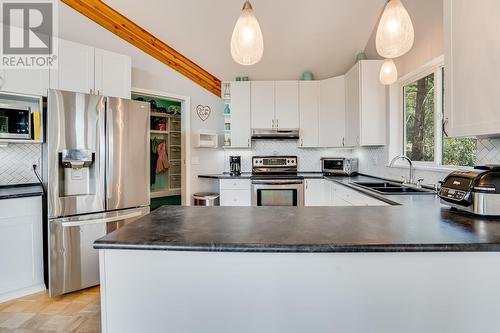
251 180 303 185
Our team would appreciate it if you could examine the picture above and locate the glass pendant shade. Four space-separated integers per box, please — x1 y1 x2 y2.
380 59 398 85
230 1 264 66
376 0 414 58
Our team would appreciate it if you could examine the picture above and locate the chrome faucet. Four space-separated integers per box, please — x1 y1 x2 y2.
389 155 414 185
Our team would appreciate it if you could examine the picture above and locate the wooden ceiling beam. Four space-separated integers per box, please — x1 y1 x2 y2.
61 0 222 96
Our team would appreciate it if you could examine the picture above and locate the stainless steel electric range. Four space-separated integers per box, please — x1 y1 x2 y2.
251 156 304 206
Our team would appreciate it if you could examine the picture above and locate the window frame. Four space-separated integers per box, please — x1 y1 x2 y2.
400 66 441 167
392 55 472 170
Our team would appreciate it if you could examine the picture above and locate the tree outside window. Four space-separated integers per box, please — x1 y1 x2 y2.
402 66 476 167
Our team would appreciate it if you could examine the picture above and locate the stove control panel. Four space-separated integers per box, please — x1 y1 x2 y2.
253 156 297 168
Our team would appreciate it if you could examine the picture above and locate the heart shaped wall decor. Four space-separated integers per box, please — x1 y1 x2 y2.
196 105 211 121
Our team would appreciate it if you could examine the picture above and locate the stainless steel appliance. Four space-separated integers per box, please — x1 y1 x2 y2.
44 89 150 296
438 165 500 216
251 156 304 206
321 157 358 176
229 156 241 176
0 100 32 139
251 128 299 140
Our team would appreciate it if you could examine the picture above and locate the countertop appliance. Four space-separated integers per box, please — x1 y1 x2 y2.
44 89 150 297
0 101 32 139
251 128 299 140
438 165 500 216
230 156 241 176
321 157 358 176
251 156 304 206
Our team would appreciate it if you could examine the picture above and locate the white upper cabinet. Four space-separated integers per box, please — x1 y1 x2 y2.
50 39 131 98
320 76 346 147
0 68 49 96
275 81 299 129
251 81 275 129
50 39 95 95
299 81 320 147
345 63 360 146
444 0 500 137
251 81 299 130
230 81 252 148
95 48 132 99
345 60 386 146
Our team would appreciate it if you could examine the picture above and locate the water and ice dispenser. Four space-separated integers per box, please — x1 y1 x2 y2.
60 149 95 196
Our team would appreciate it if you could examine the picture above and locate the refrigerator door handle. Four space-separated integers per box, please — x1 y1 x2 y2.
60 211 142 228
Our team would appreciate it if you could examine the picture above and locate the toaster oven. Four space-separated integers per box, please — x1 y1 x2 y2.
321 158 358 176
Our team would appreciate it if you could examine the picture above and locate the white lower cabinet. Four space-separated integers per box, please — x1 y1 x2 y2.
305 179 388 207
305 179 332 206
219 179 251 206
0 196 44 302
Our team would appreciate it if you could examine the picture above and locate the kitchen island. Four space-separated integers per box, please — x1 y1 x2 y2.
95 192 500 333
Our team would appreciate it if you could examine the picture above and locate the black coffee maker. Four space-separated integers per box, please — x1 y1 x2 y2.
229 156 241 176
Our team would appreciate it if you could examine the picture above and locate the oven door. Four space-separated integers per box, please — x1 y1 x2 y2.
251 180 304 206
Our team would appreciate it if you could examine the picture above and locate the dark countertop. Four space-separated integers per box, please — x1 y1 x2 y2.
0 183 44 200
198 172 325 179
95 174 500 252
198 172 252 179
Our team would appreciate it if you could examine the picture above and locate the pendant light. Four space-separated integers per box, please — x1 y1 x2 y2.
376 0 414 59
230 0 264 66
379 59 398 85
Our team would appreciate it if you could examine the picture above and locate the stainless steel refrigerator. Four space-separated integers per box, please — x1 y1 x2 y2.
44 89 150 297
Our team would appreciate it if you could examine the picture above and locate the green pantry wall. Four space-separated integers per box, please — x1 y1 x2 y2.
132 94 182 210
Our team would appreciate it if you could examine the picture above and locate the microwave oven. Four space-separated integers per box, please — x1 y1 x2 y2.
0 103 31 139
321 157 358 176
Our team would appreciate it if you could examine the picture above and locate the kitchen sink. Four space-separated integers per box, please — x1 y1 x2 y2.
354 182 403 189
353 182 435 195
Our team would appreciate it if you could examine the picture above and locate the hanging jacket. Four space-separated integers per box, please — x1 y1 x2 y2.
156 141 170 174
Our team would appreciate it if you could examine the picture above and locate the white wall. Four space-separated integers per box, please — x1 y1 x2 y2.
364 0 444 77
57 3 225 200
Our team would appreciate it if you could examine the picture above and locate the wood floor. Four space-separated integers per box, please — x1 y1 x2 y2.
0 287 100 332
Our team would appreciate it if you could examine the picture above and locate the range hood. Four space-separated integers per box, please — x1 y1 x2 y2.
251 128 299 140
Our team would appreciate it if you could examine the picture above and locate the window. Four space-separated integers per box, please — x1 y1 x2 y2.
401 62 476 167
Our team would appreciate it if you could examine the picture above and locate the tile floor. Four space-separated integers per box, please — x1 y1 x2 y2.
0 287 100 332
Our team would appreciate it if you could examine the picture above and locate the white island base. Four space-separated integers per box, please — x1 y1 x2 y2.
99 249 500 333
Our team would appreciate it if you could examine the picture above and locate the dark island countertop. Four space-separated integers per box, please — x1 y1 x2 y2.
95 174 500 252
0 183 44 200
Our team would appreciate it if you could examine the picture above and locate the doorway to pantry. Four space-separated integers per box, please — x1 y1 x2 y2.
132 89 191 208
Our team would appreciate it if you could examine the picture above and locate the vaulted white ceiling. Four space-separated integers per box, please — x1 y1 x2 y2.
103 0 387 81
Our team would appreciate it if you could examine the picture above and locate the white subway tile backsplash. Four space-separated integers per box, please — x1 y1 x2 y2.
223 140 353 172
0 144 42 185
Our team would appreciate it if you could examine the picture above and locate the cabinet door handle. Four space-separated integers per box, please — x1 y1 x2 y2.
301 139 304 147
342 137 345 146
443 117 449 137
272 119 275 128
276 119 279 128
248 138 250 147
